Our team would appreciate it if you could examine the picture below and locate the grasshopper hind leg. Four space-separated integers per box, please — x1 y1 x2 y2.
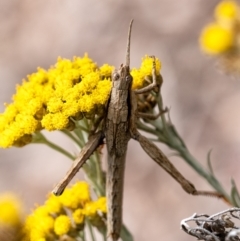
130 57 225 201
132 130 224 199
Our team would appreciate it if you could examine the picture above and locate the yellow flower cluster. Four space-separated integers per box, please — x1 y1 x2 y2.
131 56 161 89
22 181 107 241
200 1 240 55
0 54 112 148
0 55 161 148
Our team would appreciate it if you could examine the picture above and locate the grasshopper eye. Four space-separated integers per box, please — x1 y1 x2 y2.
126 75 132 82
113 72 120 81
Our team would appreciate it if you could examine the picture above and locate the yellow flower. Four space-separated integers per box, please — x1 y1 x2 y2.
0 193 23 226
215 0 240 26
45 194 63 214
73 208 85 225
200 23 234 54
84 202 97 217
131 56 161 90
24 205 54 241
59 181 91 210
140 56 161 76
54 215 71 236
84 197 107 217
22 181 108 240
94 197 107 214
99 64 114 77
71 182 91 204
29 229 47 241
131 68 145 89
83 197 106 228
41 112 70 131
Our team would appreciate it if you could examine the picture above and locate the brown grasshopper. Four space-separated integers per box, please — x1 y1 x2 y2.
53 20 223 241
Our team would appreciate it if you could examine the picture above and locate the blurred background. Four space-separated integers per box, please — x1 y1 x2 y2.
0 0 240 240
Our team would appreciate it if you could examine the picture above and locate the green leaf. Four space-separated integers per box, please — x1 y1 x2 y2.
206 149 214 175
121 224 134 241
230 179 240 207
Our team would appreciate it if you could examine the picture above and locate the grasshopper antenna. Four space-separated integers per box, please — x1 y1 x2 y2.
126 19 134 67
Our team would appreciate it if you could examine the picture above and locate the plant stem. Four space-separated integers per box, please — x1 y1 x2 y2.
61 129 85 147
32 132 75 160
152 115 231 202
86 219 96 241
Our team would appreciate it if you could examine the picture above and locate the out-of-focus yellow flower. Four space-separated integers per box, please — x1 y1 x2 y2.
200 23 234 54
0 193 23 226
54 215 71 236
215 0 240 26
199 1 240 74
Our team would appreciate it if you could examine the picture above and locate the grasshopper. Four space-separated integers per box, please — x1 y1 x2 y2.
53 20 223 241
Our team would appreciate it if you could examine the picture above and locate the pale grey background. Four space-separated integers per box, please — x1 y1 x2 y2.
0 1 240 241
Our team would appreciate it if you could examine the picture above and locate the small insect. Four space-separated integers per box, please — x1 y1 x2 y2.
53 20 223 241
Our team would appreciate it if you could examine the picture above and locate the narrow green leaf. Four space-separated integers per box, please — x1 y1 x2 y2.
121 224 134 241
206 149 214 175
231 179 240 207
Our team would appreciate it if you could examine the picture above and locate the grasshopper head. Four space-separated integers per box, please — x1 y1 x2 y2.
112 65 132 90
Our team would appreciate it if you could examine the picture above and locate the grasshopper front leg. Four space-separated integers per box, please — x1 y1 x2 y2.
52 130 104 196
